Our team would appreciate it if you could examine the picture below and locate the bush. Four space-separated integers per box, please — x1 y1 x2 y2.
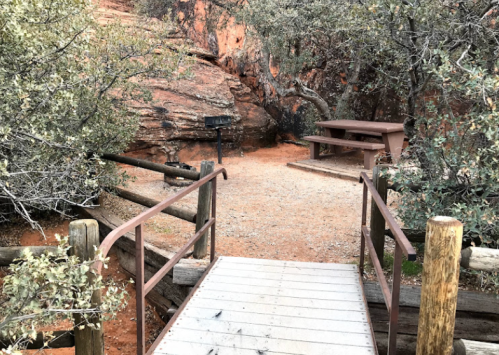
0 235 128 353
0 0 187 230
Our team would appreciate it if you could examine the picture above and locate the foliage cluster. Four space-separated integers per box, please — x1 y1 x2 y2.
0 235 128 353
0 0 187 230
362 0 499 243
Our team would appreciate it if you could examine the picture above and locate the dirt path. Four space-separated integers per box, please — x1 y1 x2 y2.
105 144 365 264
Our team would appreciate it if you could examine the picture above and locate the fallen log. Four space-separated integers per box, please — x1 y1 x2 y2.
0 331 74 349
114 187 196 223
461 247 499 272
100 154 200 180
0 246 59 266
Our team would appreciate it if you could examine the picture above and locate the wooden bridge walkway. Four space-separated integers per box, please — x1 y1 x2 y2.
152 256 377 355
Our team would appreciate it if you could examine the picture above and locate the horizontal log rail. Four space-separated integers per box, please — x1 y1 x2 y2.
115 187 197 223
100 153 201 181
360 171 416 355
95 167 227 355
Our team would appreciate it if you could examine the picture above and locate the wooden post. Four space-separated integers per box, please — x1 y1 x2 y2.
416 216 463 355
370 165 388 266
69 220 104 355
193 161 214 259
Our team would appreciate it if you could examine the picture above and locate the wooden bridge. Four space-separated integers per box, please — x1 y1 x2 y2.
93 160 416 355
152 256 376 355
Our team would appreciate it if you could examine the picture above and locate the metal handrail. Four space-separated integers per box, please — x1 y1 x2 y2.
94 167 227 355
359 171 416 355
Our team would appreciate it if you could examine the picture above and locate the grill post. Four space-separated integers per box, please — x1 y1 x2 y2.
216 129 222 164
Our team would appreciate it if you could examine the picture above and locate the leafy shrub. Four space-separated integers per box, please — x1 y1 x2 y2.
0 0 187 230
0 235 129 353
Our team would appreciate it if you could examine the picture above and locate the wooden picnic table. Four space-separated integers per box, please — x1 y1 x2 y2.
316 120 405 162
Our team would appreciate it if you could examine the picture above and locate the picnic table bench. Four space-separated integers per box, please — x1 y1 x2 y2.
304 120 405 170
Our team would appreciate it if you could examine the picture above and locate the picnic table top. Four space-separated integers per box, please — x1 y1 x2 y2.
316 120 404 133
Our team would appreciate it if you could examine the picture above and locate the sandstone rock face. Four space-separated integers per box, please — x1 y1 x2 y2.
96 4 277 159
127 60 277 158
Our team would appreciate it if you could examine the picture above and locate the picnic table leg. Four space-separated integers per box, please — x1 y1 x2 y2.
310 141 320 159
382 132 405 163
325 128 345 154
363 150 377 170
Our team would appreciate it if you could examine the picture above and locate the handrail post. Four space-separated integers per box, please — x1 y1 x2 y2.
360 183 368 276
388 243 403 355
193 161 215 259
416 217 463 355
135 224 145 355
370 166 388 266
210 176 217 263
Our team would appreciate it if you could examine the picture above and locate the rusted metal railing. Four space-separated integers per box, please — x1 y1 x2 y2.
95 167 227 355
360 172 416 355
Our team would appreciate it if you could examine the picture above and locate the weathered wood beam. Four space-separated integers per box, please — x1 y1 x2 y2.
453 339 499 355
364 281 499 314
461 247 499 272
369 303 499 342
116 248 188 308
100 153 200 180
0 246 59 266
374 332 418 355
172 259 209 285
76 206 195 307
77 206 176 270
375 333 499 355
114 187 196 223
385 228 426 243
